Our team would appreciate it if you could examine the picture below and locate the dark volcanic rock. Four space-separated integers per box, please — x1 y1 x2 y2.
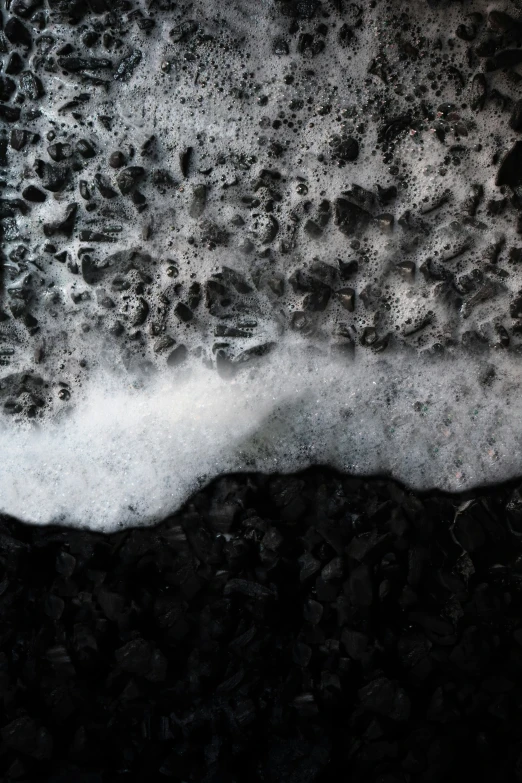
334 197 372 235
496 141 522 189
58 56 112 72
18 71 44 100
116 166 145 195
0 104 21 123
5 16 32 47
0 472 522 780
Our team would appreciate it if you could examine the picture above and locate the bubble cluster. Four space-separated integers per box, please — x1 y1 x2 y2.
2 0 522 528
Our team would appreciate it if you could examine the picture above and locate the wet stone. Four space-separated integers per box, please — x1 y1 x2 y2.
174 302 194 323
496 142 522 189
76 139 96 159
331 134 359 163
0 76 16 102
335 197 372 236
511 100 522 132
43 203 77 238
58 57 113 73
47 142 71 162
116 166 145 195
1 466 522 775
169 19 198 43
19 71 44 100
337 287 355 311
304 219 323 238
0 104 21 123
5 52 24 75
114 49 142 81
486 49 522 71
396 260 415 279
95 174 117 199
5 16 32 47
22 185 46 202
36 160 69 192
189 184 207 218
167 345 188 367
179 147 192 177
109 151 126 169
273 37 289 55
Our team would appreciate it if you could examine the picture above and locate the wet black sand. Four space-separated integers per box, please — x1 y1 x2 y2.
2 471 522 781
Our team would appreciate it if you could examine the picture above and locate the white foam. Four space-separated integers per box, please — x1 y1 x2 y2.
1 342 521 531
3 0 522 529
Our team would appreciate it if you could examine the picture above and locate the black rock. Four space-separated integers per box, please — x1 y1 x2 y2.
303 284 330 311
486 50 522 71
470 73 488 112
189 184 207 218
224 578 276 599
497 141 522 190
342 629 369 660
375 213 394 232
456 23 477 42
334 197 372 236
47 142 71 162
11 0 42 18
0 76 16 102
358 677 411 721
377 184 398 204
1 716 53 760
109 151 126 169
169 19 198 43
95 173 117 199
114 49 142 81
5 52 24 75
19 70 44 99
395 260 415 280
349 563 374 606
273 37 289 55
43 203 77 238
79 230 115 243
115 638 154 676
511 99 522 132
22 185 46 202
174 302 194 323
44 593 65 619
293 641 312 666
116 166 145 195
336 287 355 311
303 598 323 624
261 214 279 244
76 139 96 158
36 160 68 192
5 16 32 47
339 23 354 47
58 56 112 72
167 344 188 367
454 512 485 551
179 146 192 177
0 103 21 122
304 219 324 238
488 10 519 33
81 256 109 284
331 134 359 162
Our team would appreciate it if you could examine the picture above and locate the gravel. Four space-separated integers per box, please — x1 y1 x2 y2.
1 471 522 780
